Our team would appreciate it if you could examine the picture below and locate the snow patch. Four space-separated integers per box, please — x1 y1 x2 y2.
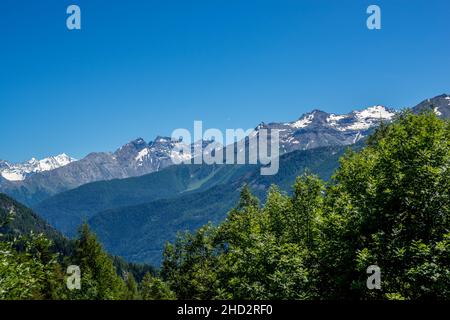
338 106 395 132
135 148 150 162
327 114 346 123
355 105 395 120
434 107 443 116
291 113 314 128
1 171 25 181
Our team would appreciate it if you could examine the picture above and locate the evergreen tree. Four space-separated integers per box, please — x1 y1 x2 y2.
124 272 140 300
0 209 64 300
68 224 127 300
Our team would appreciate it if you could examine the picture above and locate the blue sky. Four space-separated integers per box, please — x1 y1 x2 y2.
1 0 449 162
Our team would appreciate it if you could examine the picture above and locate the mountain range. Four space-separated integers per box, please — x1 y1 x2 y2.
0 103 400 206
0 154 76 182
1 93 449 265
0 137 202 205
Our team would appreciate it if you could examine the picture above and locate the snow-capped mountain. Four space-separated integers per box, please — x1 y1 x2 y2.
0 93 448 206
256 105 396 153
113 136 200 175
0 154 76 181
0 136 212 205
0 104 395 184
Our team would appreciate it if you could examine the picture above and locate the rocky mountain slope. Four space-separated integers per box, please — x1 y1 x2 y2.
0 103 402 206
0 154 76 182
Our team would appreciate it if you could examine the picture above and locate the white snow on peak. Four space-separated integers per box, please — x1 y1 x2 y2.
291 113 315 128
1 171 25 181
0 153 76 181
355 105 395 120
327 114 346 123
338 106 395 132
434 107 443 116
135 148 150 163
326 114 347 127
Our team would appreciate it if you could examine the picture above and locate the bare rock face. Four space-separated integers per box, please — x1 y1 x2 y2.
412 94 450 118
0 136 191 205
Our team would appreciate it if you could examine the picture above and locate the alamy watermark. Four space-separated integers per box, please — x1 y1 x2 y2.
63 263 381 291
170 121 280 176
66 5 382 32
66 265 81 290
367 265 382 290
66 5 81 30
367 5 381 30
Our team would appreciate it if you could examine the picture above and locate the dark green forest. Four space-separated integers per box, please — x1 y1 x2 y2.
1 111 449 300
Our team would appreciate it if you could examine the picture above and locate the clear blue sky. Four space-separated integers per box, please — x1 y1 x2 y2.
1 0 449 162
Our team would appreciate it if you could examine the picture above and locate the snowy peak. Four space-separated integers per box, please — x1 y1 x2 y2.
288 106 395 132
29 153 75 172
0 154 77 181
138 137 215 165
290 110 330 128
289 105 391 129
1 94 447 186
117 136 213 171
335 106 395 131
259 105 397 154
291 112 316 128
353 105 395 119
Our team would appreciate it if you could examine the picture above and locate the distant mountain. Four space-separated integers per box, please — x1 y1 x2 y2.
35 143 353 264
0 93 448 205
260 105 395 153
33 162 229 236
0 137 197 206
0 154 76 182
0 105 398 206
412 93 450 118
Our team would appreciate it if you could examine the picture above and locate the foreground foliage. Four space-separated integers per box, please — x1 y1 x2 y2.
0 217 169 300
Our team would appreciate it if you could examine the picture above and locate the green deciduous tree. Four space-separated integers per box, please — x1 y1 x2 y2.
141 272 175 300
163 112 450 300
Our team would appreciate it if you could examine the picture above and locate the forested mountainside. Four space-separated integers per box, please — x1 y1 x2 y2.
0 193 157 299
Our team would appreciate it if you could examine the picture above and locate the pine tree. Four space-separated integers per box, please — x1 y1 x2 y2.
69 224 127 300
124 272 140 300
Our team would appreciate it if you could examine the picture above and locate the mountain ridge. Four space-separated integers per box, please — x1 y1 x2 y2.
0 154 76 182
1 93 449 207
